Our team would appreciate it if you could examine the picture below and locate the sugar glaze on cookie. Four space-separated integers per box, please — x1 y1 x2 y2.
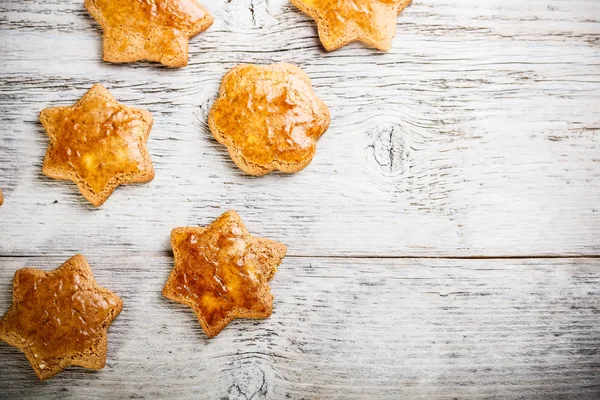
208 63 330 175
39 84 154 206
291 0 412 51
86 0 214 67
163 210 287 337
0 255 123 380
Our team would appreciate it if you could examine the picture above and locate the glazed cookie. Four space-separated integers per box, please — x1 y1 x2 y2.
85 0 214 67
208 63 330 175
0 255 123 380
163 210 287 338
39 84 154 206
291 0 412 51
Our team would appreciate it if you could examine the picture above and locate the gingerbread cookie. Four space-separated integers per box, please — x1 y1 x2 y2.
163 210 287 338
208 63 330 175
40 84 154 207
85 0 214 67
0 255 123 380
291 0 412 51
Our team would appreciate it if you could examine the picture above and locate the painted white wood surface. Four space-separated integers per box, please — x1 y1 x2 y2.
0 0 599 257
1 0 599 398
1 256 599 399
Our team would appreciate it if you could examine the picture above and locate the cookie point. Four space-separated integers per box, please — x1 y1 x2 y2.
222 209 240 218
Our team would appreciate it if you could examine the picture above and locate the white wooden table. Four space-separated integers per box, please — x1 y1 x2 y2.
1 0 599 398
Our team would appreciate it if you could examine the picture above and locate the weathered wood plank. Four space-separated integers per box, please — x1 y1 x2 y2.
0 256 599 399
0 0 599 257
1 1 599 398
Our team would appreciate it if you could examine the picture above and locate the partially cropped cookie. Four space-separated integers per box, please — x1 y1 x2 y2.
0 255 122 380
208 63 330 175
0 189 3 206
291 0 412 51
40 84 154 206
85 0 214 67
163 210 287 338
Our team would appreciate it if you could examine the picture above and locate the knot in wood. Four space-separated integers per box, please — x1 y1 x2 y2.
367 124 408 177
226 0 277 29
228 361 267 400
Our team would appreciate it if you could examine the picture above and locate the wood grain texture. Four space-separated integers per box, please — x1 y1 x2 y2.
1 0 600 398
1 256 599 399
0 0 599 257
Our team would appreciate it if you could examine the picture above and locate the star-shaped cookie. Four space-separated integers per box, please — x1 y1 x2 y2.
208 63 330 175
40 84 155 206
163 210 287 338
291 0 412 51
85 0 214 67
0 255 123 380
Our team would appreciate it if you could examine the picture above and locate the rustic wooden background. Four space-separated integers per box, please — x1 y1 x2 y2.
1 0 599 398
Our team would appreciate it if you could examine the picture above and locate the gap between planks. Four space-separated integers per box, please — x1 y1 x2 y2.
1 253 599 260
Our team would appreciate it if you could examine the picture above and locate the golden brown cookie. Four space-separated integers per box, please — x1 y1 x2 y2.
0 189 3 206
208 63 330 175
85 0 214 67
0 255 123 380
291 0 412 51
163 210 287 338
40 84 154 207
